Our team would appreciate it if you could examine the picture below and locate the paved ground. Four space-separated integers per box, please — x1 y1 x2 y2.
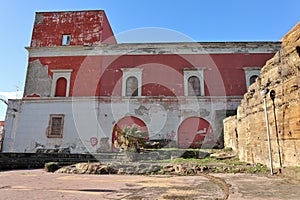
0 169 300 200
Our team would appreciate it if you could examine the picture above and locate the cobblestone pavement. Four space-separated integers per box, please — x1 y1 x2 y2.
0 169 300 200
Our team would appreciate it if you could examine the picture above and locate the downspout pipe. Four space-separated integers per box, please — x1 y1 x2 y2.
261 88 274 175
270 90 282 173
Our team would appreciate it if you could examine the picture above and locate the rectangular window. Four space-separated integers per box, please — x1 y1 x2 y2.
62 35 71 46
47 114 64 138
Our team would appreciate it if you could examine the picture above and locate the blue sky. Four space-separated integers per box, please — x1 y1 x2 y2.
0 0 300 120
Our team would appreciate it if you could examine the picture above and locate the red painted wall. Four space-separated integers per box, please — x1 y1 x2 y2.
31 10 116 47
101 12 117 44
99 53 274 96
27 10 275 98
29 52 274 97
29 56 102 97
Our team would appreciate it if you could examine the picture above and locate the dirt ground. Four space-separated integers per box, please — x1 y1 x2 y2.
0 169 300 200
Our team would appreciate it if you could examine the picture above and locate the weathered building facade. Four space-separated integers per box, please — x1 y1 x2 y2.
0 121 4 152
3 10 280 153
224 22 300 167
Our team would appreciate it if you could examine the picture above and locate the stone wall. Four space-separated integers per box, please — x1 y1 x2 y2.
0 150 201 170
223 116 238 152
0 153 99 170
224 22 300 167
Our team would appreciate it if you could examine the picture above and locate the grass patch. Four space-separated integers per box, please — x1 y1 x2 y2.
168 157 213 164
219 157 246 166
169 157 245 165
155 157 269 174
245 164 269 174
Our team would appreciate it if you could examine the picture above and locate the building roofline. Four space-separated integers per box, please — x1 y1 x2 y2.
25 41 281 57
26 41 282 49
115 41 281 45
35 10 105 14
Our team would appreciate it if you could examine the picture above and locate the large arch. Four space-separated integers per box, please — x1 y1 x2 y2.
112 116 149 151
178 117 213 148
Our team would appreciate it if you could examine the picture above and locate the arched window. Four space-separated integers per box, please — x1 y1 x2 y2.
51 69 72 97
243 67 260 89
121 68 143 97
184 68 205 96
249 75 258 86
55 77 67 97
188 76 201 96
126 76 138 96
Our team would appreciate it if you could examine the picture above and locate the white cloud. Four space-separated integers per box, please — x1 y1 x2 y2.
0 91 23 100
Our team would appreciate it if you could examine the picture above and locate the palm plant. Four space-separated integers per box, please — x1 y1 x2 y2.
113 125 148 153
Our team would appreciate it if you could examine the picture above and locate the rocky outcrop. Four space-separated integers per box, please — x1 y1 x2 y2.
54 161 268 175
55 162 164 175
55 162 118 174
224 22 300 167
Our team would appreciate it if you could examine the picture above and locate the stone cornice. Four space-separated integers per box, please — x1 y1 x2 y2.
21 96 243 102
25 42 281 57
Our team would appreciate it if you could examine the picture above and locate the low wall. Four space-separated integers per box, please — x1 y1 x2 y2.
0 153 122 170
0 149 202 170
223 116 238 152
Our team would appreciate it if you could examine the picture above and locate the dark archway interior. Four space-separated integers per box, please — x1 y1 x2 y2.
296 46 300 57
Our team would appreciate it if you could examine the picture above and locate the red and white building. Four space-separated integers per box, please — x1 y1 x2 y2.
3 10 281 153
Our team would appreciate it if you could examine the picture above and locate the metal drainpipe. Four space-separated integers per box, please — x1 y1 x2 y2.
261 88 273 175
270 90 282 173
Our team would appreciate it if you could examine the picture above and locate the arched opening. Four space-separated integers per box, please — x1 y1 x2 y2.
178 117 212 148
112 116 148 151
188 76 201 96
296 46 300 57
249 75 258 86
126 76 138 96
55 77 67 97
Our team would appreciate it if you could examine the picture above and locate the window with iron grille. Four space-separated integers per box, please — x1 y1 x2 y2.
47 114 64 138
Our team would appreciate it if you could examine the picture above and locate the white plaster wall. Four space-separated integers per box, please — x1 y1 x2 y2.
3 99 86 153
3 97 242 153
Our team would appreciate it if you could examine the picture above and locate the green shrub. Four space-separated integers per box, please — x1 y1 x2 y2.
44 162 60 172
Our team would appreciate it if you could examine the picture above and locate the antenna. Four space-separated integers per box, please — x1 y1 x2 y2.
15 82 20 99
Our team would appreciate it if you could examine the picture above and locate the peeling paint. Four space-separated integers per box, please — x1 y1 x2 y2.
199 109 210 117
24 60 52 97
34 13 44 25
30 11 116 47
135 105 148 116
